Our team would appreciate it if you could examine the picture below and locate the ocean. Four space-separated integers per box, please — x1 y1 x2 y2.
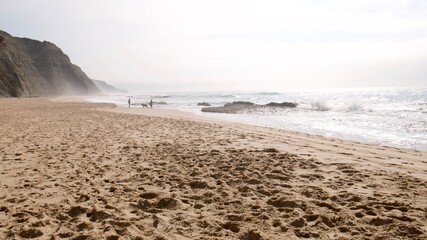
86 88 427 151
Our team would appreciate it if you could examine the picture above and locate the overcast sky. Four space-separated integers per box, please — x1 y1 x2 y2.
1 0 427 92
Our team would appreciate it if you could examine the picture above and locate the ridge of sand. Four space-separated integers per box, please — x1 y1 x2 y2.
0 98 426 239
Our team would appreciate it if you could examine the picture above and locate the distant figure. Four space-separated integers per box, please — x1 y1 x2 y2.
149 99 153 108
128 98 131 108
141 103 148 108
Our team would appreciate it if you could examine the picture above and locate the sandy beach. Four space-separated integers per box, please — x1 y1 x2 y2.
0 97 426 239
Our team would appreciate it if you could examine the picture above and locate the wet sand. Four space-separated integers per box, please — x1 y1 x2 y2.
0 97 426 239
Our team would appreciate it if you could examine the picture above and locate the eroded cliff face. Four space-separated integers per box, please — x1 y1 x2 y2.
0 30 99 97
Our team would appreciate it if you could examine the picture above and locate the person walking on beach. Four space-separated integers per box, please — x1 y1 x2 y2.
128 98 131 109
149 99 153 108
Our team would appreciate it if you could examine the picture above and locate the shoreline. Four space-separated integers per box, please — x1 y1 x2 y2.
84 88 427 152
107 103 427 181
109 98 427 152
1 97 426 239
53 96 427 180
88 95 427 153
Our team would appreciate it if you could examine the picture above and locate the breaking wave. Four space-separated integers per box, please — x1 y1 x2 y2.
310 101 364 112
344 102 364 112
311 101 331 111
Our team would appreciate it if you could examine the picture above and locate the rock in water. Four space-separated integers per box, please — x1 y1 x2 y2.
266 102 297 108
197 102 211 106
201 101 297 114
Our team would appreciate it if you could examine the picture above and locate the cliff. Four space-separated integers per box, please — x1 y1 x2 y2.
0 30 100 97
92 79 127 94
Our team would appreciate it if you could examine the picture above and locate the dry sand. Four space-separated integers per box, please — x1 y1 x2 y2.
0 98 426 239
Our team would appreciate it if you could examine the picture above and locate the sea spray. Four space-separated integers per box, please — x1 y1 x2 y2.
311 101 331 111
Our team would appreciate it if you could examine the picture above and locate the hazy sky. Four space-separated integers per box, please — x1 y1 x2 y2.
1 0 427 92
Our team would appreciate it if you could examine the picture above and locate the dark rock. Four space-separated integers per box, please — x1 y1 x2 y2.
201 101 297 114
225 101 255 106
197 102 211 106
266 102 298 108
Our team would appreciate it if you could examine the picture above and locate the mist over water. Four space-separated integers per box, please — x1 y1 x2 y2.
87 88 427 151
